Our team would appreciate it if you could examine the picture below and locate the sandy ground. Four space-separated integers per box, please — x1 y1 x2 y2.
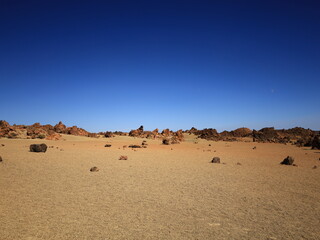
0 134 319 240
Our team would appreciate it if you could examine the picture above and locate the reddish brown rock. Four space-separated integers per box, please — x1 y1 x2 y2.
119 155 128 160
46 133 61 140
54 121 67 133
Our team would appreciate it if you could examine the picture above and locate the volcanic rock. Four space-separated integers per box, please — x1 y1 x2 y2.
311 135 320 149
54 121 67 133
30 144 48 153
211 157 220 163
90 167 99 172
105 132 114 138
280 156 294 165
162 139 170 145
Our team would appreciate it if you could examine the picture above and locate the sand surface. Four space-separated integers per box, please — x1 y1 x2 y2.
0 134 319 240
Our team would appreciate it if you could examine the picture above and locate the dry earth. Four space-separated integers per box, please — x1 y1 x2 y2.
0 134 319 240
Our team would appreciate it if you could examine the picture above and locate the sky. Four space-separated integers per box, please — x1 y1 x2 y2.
0 0 319 132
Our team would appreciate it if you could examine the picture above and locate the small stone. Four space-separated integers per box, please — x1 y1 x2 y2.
0 156 2 162
236 162 242 165
280 156 294 165
253 146 257 150
211 157 220 163
104 144 112 147
312 165 317 169
119 155 128 160
90 167 99 172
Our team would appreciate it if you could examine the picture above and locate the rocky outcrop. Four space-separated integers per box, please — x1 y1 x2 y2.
196 128 220 141
0 120 94 139
128 126 184 143
54 121 67 133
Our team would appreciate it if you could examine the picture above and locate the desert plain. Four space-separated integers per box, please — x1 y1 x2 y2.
0 134 319 240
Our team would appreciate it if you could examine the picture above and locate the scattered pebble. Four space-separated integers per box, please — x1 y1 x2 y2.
90 167 99 172
119 155 128 160
253 146 257 150
0 156 2 162
236 162 242 165
211 157 220 163
312 165 317 169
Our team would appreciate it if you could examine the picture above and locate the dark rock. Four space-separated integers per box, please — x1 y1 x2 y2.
0 156 2 162
30 144 48 153
105 132 114 138
197 128 220 141
162 139 170 145
211 157 220 163
129 145 141 148
90 166 99 172
311 135 320 149
312 165 317 169
104 144 112 147
280 156 294 165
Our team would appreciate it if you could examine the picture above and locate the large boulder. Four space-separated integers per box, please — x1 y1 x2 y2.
30 144 48 153
104 132 114 138
311 135 320 149
162 139 170 145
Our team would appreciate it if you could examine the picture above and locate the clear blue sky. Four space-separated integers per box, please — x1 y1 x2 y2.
1 0 319 132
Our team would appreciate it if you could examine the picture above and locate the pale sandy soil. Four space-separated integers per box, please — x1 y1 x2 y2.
0 134 319 240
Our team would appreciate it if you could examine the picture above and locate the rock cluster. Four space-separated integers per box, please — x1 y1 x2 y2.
0 120 96 140
186 126 316 144
129 126 184 143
